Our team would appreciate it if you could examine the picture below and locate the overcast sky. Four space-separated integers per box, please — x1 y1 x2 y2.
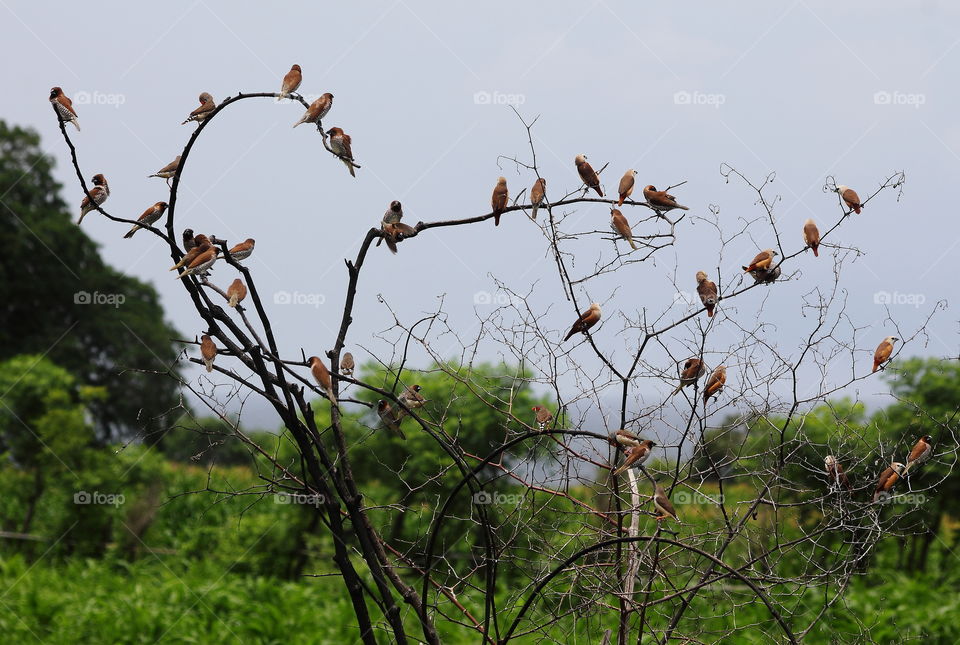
5 1 958 431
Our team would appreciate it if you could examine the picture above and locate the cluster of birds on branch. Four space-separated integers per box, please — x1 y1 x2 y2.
827 434 933 503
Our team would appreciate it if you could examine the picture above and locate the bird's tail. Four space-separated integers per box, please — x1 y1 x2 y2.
812 246 819 257
872 361 880 373
204 359 214 373
854 206 862 214
530 204 538 220
71 119 81 132
228 294 239 307
342 159 356 177
627 238 638 250
676 204 690 210
706 306 714 318
123 225 139 239
611 462 627 477
180 117 192 126
617 196 625 207
593 186 604 197
292 117 305 128
494 213 501 227
671 383 683 396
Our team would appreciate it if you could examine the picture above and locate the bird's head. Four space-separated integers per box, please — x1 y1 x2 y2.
291 64 302 72
695 270 708 283
825 455 837 468
390 200 402 211
575 154 587 164
891 462 905 474
590 303 602 314
644 185 657 192
50 87 62 99
835 184 849 194
922 435 932 443
199 92 213 103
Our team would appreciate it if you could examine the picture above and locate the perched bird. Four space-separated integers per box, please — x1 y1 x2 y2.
175 246 219 279
383 200 403 225
696 271 718 317
824 455 852 492
612 439 655 476
292 92 333 128
529 177 546 220
278 64 302 100
149 156 181 182
672 358 706 396
326 127 355 177
226 278 247 307
643 185 689 211
376 400 407 439
124 201 167 238
903 435 933 475
617 169 637 206
610 209 637 250
380 221 417 254
702 365 726 408
563 303 602 342
308 355 338 407
491 176 509 226
227 238 256 262
742 249 778 273
49 87 80 131
78 174 110 224
170 236 211 271
399 384 428 409
575 154 603 197
803 219 820 257
340 352 355 376
836 184 862 214
872 336 898 373
182 228 197 252
199 334 217 373
182 92 216 125
749 265 781 284
872 462 904 502
653 483 679 521
531 405 554 431
608 428 641 449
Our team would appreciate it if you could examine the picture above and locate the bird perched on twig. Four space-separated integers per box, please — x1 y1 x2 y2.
742 249 778 274
200 334 217 373
873 462 904 502
124 202 167 238
643 185 688 212
612 439 655 476
293 93 333 128
170 235 211 271
803 219 820 257
376 400 407 439
149 156 181 186
575 154 603 197
617 169 637 206
175 246 219 280
326 127 356 177
182 229 197 252
610 209 637 250
672 358 706 396
872 336 898 373
399 384 428 410
902 435 932 476
836 184 862 214
702 365 726 409
340 353 355 377
182 92 216 125
825 455 852 492
563 303 602 342
78 174 109 224
278 64 302 101
49 87 80 131
308 356 338 408
226 238 255 262
696 271 718 317
226 278 247 307
531 405 553 431
653 483 679 522
529 177 546 220
491 177 509 226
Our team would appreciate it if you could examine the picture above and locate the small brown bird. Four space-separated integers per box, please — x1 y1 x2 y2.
617 169 637 206
399 384 428 410
376 400 407 439
872 336 898 373
653 483 679 521
182 228 196 252
836 184 862 214
278 64 302 101
643 185 689 211
702 365 726 408
903 435 932 475
529 177 546 220
872 462 904 502
696 271 718 317
575 154 603 197
170 236 211 271
227 238 256 262
608 428 641 449
380 221 417 254
340 352 355 376
742 249 778 273
308 355 338 407
803 219 820 257
531 405 554 431
226 278 247 307
610 209 637 250
824 455 852 492
175 246 219 279
672 358 706 396
749 265 781 284
200 334 217 373
78 174 110 224
149 156 181 183
326 127 355 177
124 201 167 238
49 87 80 131
563 303 602 342
612 439 655 476
491 176 509 226
182 92 216 125
293 92 333 128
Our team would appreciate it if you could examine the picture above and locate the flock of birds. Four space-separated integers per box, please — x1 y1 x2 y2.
50 65 926 523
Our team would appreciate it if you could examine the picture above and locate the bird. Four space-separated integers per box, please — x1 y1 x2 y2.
182 92 216 125
749 265 781 284
49 87 80 131
399 384 428 410
278 64 302 101
617 169 637 206
643 185 689 211
531 405 553 431
124 201 167 238
696 271 718 317
383 200 403 225
182 228 197 252
170 236 211 271
380 222 417 254
903 435 932 475
653 483 679 522
326 127 355 177
872 462 904 502
742 249 778 273
563 303 602 342
574 154 603 197
340 353 355 376
702 365 726 409
803 219 820 257
175 246 219 279
308 356 338 407
608 428 641 449
292 93 333 128
530 177 546 220
226 278 247 307
149 156 181 183
612 439 655 476
872 336 898 373
836 184 862 214
610 209 637 250
78 174 110 224
199 334 217 372
491 177 509 226
376 400 407 439
824 455 852 492
227 238 255 262
672 358 706 396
